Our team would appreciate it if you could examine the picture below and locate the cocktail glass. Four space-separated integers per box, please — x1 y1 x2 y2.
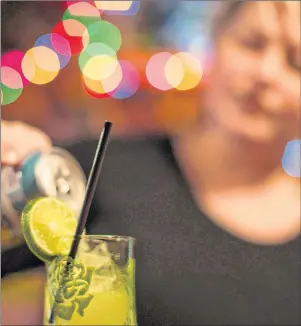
44 235 136 325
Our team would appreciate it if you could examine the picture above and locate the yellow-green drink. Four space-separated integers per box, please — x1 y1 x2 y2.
44 235 137 325
20 198 136 325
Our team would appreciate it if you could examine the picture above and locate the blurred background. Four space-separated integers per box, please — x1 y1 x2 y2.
1 2 300 325
1 0 215 143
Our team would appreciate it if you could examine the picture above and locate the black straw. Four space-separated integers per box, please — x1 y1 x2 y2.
69 120 112 259
48 121 112 324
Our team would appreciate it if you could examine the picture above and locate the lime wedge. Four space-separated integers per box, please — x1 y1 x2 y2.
21 197 77 262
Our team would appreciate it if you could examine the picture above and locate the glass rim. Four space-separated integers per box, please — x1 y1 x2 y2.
60 234 136 242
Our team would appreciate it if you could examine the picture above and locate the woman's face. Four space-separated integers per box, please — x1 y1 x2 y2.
207 2 300 143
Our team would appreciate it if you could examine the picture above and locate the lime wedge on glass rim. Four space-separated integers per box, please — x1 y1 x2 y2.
21 197 78 262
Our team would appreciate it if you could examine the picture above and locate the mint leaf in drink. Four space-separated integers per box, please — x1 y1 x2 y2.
56 301 76 320
75 293 94 317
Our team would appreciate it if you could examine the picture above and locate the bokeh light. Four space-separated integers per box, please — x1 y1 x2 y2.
63 2 100 26
1 84 23 106
83 78 110 99
78 42 118 80
65 1 98 11
34 34 71 69
94 1 132 11
94 1 140 15
282 140 301 178
146 52 174 91
1 1 205 106
165 52 203 91
83 56 120 82
164 52 203 91
173 52 203 91
52 20 85 55
83 60 122 98
164 55 184 89
53 2 100 55
110 60 140 99
21 46 60 85
1 51 30 87
1 67 23 105
82 20 122 52
1 66 23 89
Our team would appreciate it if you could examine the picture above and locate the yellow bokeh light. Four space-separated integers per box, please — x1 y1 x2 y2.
31 46 60 72
84 61 122 94
94 1 132 11
84 76 106 94
174 52 203 91
164 52 203 91
164 55 185 89
82 55 120 81
21 46 60 85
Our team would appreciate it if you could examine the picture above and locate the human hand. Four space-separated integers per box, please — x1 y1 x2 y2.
1 120 52 166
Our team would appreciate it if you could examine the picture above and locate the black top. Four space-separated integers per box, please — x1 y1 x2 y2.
2 137 301 325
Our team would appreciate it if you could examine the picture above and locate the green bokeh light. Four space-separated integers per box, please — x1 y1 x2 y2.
1 83 23 106
83 20 122 52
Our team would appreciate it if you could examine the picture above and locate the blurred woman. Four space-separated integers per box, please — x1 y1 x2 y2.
2 1 300 325
176 0 300 245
